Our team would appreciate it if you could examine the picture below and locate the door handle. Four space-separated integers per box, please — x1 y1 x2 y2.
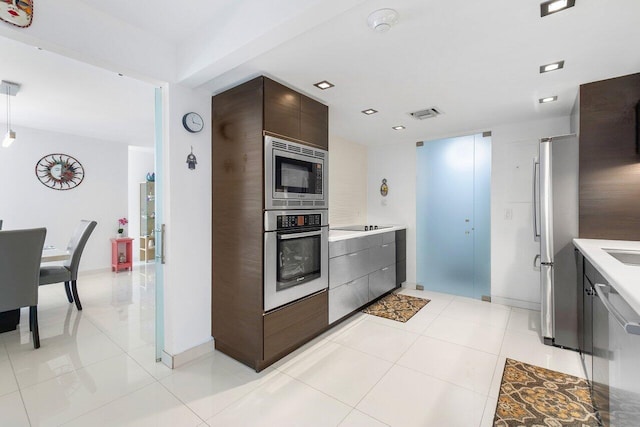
155 224 166 264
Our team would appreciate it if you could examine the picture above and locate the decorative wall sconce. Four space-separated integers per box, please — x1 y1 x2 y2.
186 146 197 170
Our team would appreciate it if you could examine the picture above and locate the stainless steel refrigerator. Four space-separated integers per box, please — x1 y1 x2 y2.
533 134 579 349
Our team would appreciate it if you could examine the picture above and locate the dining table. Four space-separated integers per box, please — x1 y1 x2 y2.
42 246 71 262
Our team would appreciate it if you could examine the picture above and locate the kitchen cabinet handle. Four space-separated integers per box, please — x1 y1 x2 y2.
594 283 640 335
533 254 541 268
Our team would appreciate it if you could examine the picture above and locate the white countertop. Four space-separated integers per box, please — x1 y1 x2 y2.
573 238 640 315
328 225 406 242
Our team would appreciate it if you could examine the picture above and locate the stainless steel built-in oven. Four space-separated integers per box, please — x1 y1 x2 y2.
264 135 328 210
264 210 328 311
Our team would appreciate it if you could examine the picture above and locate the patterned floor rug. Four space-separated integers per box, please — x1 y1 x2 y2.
494 358 601 427
362 293 430 323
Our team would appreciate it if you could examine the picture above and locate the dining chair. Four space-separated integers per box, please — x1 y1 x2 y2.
0 228 47 349
39 220 97 311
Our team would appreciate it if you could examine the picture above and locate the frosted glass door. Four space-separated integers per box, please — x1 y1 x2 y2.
416 134 491 299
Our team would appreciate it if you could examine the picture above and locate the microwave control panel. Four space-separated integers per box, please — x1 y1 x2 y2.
277 214 322 229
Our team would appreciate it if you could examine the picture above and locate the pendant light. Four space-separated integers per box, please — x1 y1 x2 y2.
1 80 20 148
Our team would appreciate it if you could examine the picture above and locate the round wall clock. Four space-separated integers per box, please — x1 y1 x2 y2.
35 153 85 190
182 112 204 133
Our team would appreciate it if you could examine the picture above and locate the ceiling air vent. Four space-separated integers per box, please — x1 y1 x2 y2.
409 107 442 120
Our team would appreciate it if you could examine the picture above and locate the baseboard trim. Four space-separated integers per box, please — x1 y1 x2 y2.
161 339 214 369
491 296 541 311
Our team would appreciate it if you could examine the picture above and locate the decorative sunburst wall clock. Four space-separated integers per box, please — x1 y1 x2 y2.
35 153 85 190
0 1 33 28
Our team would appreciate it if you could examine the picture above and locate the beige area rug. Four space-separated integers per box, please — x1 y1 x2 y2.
494 358 601 427
362 293 430 323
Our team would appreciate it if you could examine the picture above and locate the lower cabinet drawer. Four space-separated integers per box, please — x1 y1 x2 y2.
369 265 396 300
329 276 369 324
370 242 396 272
263 291 328 361
329 249 370 289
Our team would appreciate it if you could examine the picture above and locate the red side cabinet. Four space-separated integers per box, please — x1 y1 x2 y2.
111 237 134 272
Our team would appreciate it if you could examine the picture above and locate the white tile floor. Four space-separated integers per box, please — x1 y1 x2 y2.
0 266 584 426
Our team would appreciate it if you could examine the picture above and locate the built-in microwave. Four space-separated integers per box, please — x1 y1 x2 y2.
264 135 328 210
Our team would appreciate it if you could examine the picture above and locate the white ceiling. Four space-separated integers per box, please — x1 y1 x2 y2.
1 0 640 147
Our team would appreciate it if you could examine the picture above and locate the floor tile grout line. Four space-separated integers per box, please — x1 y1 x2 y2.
154 376 209 424
59 376 163 426
413 333 504 358
1 336 32 426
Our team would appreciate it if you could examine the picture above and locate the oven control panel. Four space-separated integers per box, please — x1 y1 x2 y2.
277 214 322 229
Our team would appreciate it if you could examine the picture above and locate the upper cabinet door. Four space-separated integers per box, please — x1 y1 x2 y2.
300 94 328 149
264 78 301 140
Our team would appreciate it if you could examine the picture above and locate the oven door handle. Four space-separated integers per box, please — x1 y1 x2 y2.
278 230 322 240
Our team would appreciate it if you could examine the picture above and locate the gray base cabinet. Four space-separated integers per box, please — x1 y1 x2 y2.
328 276 369 324
329 231 399 324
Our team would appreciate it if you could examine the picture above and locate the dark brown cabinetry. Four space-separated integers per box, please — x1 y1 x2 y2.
212 76 329 371
576 72 640 240
263 78 328 149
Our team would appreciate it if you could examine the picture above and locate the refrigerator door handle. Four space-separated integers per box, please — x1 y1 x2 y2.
532 160 541 240
533 254 541 268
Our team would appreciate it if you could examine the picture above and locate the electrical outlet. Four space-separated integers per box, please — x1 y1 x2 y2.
504 208 513 220
416 284 424 291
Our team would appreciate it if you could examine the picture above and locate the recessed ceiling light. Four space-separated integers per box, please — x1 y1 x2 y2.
313 80 334 90
392 125 406 130
539 96 558 103
540 0 575 17
362 109 378 115
539 60 565 73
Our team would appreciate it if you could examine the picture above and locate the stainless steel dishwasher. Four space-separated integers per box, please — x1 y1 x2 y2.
592 281 640 427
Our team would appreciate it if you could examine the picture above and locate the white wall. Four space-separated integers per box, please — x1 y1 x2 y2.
367 142 417 284
367 116 571 307
0 125 128 271
161 84 213 357
490 116 570 309
127 147 155 261
329 136 368 226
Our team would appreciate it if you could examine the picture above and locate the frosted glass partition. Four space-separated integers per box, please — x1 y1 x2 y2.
154 87 164 361
416 134 491 299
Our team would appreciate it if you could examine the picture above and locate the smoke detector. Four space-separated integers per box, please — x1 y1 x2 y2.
410 107 443 120
367 9 399 33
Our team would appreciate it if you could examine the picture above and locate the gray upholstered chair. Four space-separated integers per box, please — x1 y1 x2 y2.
39 220 97 311
0 227 47 349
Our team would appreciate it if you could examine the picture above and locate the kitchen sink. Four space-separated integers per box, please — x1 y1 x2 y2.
331 225 392 232
604 249 640 266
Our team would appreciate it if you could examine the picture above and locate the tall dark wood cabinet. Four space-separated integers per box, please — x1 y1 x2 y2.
576 72 640 240
212 76 329 371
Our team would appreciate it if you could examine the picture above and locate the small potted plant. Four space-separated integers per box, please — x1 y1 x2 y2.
117 217 128 237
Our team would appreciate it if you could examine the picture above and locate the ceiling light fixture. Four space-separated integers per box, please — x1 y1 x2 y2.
313 80 334 90
392 125 406 130
367 8 399 33
1 80 19 148
362 109 378 115
539 60 565 73
540 0 575 17
539 96 558 103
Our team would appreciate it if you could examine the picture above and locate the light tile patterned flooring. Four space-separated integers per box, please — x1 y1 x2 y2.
0 266 584 426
